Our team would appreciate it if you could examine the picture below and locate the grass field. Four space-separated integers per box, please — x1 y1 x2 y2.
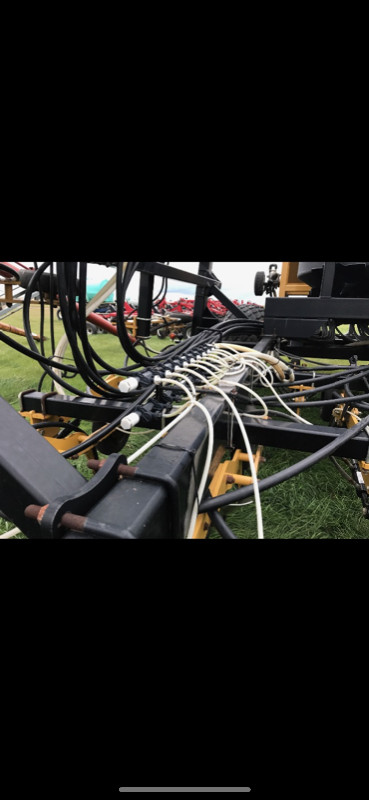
1 306 369 539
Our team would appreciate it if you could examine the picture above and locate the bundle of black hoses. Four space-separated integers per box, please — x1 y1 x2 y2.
13 262 211 397
114 261 263 367
1 261 265 402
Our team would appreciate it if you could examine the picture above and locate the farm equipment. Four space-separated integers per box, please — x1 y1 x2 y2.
3 261 369 539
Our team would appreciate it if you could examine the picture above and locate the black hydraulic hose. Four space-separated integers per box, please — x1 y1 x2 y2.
261 367 369 403
1 262 198 390
330 456 360 489
213 313 263 329
78 340 143 376
55 261 141 379
57 262 109 397
1 261 214 394
263 410 306 422
266 392 369 410
286 364 363 372
39 281 46 357
282 365 369 387
60 384 155 459
115 262 220 368
22 261 51 353
115 262 144 363
276 348 357 367
333 389 369 410
213 326 263 341
49 262 56 356
75 264 151 380
281 371 348 387
75 266 145 385
32 420 85 435
21 261 119 397
208 509 238 539
60 262 125 397
21 263 95 397
212 320 263 336
78 262 199 377
59 263 140 395
345 401 369 412
199 411 369 513
37 370 50 392
217 322 263 333
152 275 168 304
358 374 369 395
0 328 81 374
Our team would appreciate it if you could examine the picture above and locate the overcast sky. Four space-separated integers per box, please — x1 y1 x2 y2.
23 262 281 302
168 262 280 301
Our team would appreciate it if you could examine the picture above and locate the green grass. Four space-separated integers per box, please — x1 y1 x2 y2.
1 308 369 539
212 436 369 539
0 306 160 403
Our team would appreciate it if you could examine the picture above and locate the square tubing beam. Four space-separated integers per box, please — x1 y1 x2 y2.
0 398 86 537
225 416 369 461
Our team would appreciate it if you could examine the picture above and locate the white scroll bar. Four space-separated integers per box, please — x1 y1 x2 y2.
119 789 251 793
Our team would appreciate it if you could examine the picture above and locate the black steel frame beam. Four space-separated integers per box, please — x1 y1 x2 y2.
212 286 253 319
20 392 135 424
2 341 275 539
192 262 216 334
221 416 369 461
59 337 274 539
191 262 254 333
137 271 155 339
64 391 230 539
0 398 86 537
265 296 369 320
135 262 220 288
264 296 369 338
8 252 369 539
281 341 369 360
21 338 275 427
5 385 246 539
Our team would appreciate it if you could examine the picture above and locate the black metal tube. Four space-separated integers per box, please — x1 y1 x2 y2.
137 272 155 339
200 411 369 513
208 509 238 539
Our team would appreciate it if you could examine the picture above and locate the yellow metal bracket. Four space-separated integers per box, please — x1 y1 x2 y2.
20 410 95 459
193 446 264 539
279 262 311 297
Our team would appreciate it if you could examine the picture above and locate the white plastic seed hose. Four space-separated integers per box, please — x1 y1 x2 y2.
0 527 21 539
178 365 264 540
214 343 295 383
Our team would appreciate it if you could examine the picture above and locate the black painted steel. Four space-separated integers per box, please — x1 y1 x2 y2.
5 260 369 538
135 262 219 288
20 392 135 424
0 398 86 537
223 417 369 461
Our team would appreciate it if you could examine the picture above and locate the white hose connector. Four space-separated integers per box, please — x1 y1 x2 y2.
119 377 140 394
119 412 141 431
